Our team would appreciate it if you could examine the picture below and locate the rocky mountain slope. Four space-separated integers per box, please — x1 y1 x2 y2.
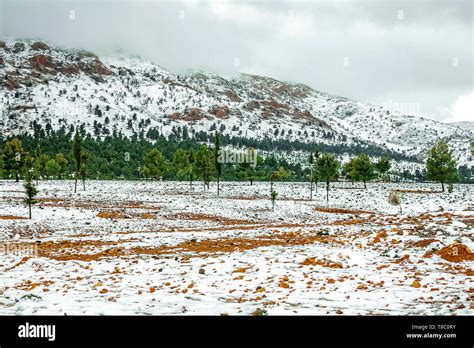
1 39 472 168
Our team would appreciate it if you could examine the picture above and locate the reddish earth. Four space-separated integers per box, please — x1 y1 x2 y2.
224 90 242 102
7 79 20 90
29 54 55 70
437 243 474 262
0 215 27 220
315 207 374 214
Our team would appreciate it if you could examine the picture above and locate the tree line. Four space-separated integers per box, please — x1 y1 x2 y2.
0 126 462 218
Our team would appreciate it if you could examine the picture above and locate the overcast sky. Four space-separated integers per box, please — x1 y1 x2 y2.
1 0 472 122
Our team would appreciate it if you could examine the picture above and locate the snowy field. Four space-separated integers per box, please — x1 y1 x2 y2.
0 180 473 315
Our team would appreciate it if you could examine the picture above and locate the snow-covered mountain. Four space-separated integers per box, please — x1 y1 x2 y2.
1 39 473 168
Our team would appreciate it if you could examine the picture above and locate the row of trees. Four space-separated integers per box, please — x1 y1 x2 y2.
0 134 89 190
307 152 391 202
0 130 462 218
141 133 291 196
306 142 458 202
0 129 461 203
140 138 460 204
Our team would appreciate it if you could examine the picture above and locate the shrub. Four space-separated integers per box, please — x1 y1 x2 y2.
388 190 402 214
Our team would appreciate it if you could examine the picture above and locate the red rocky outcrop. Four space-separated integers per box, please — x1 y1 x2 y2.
224 90 242 102
60 64 81 75
78 59 112 76
7 79 20 90
29 54 55 70
210 106 229 118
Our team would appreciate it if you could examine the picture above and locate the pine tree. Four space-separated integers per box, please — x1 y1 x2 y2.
376 156 391 180
72 131 83 193
172 148 191 182
34 154 50 179
23 171 38 219
188 149 195 189
45 159 60 178
55 153 69 179
214 132 222 196
1 138 29 182
311 162 321 194
271 190 278 211
309 150 320 199
194 145 214 191
309 152 314 200
269 165 290 193
350 153 377 188
33 145 42 182
343 158 355 183
426 142 458 191
79 151 90 190
143 148 168 180
236 148 264 185
316 153 339 202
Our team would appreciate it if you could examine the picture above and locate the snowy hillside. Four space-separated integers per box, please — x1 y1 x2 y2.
1 39 472 167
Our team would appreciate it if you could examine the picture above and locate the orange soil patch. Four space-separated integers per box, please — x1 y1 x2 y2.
17 279 55 291
131 231 342 258
0 215 27 220
8 240 121 262
394 254 410 264
369 230 388 245
4 256 30 271
167 212 253 225
315 207 374 215
225 195 267 201
436 243 474 262
331 219 367 226
410 239 439 248
393 189 442 194
226 195 311 202
11 231 339 261
97 211 157 219
97 211 125 219
114 222 319 235
440 263 474 276
39 197 154 210
301 257 343 268
456 215 474 227
233 267 252 273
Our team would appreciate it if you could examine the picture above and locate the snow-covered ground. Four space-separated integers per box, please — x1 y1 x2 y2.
0 180 472 315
